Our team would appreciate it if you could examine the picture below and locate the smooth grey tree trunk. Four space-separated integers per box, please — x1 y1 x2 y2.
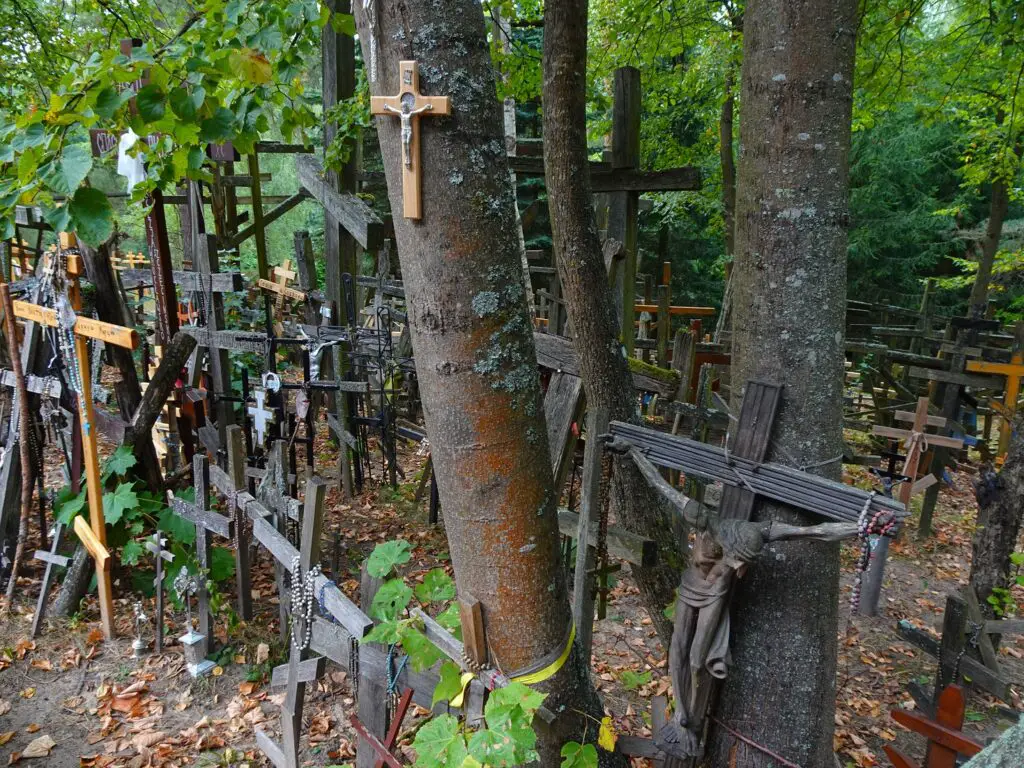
351 2 620 762
702 0 857 765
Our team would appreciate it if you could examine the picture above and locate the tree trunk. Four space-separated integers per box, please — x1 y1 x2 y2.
968 176 1010 318
542 0 683 645
964 718 1024 768
351 3 619 762
720 73 737 258
703 1 857 766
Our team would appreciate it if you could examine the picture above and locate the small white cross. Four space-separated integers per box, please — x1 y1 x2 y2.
248 388 276 444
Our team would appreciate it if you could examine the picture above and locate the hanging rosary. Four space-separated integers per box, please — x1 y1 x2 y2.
849 493 898 613
289 555 322 652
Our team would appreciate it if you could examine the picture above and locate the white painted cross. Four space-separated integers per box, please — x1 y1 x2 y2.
249 388 276 444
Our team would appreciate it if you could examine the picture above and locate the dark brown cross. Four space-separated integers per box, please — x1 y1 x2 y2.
349 687 414 768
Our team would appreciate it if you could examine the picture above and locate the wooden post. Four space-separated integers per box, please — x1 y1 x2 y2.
195 235 235 458
227 426 252 620
357 562 389 768
656 284 670 368
573 407 609 667
608 67 641 354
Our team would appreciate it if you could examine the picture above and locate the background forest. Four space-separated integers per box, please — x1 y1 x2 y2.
2 0 1021 318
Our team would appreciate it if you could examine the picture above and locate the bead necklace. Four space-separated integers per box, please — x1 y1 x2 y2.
288 555 321 652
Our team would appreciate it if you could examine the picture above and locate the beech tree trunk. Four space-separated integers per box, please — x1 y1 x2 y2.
968 176 1010 317
703 1 857 766
351 3 619 762
542 0 683 645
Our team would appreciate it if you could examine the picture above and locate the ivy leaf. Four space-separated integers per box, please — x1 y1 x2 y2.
122 540 144 566
397 625 442 672
102 445 137 480
331 12 356 36
468 729 518 767
366 540 411 577
135 84 167 123
560 742 598 768
411 714 467 768
415 568 455 604
158 506 196 547
39 143 92 196
103 483 138 525
436 602 462 635
370 578 413 622
199 107 236 143
487 681 546 719
432 661 464 707
209 546 236 583
69 186 113 246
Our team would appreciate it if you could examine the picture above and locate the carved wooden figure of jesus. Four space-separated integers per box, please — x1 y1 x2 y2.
606 437 869 759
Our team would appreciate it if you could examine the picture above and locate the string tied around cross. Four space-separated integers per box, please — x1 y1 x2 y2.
386 642 409 718
903 429 929 454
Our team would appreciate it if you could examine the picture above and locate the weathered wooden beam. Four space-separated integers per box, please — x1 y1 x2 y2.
908 366 1000 390
508 156 701 192
296 155 384 250
120 269 244 293
557 508 656 567
533 332 678 397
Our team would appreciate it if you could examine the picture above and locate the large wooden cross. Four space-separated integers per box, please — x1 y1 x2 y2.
966 353 1024 457
12 299 139 639
371 61 451 220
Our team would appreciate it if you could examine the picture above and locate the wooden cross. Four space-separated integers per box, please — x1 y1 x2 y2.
144 533 174 652
884 685 982 768
31 523 71 638
249 388 276 445
12 299 139 639
966 352 1024 457
255 475 326 768
349 687 414 768
169 453 239 647
370 61 451 220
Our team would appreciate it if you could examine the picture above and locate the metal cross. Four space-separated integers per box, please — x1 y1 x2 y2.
144 533 174 652
248 388 276 445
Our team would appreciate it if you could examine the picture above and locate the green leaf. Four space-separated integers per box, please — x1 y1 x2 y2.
209 546 236 582
468 729 518 767
415 568 455 604
560 742 598 768
122 540 144 566
43 204 72 234
11 124 46 152
486 681 546 721
199 107 236 143
436 602 462 634
169 86 205 121
366 540 411 577
411 714 467 768
103 445 137 480
617 669 651 691
135 84 167 123
360 620 401 646
370 578 413 622
55 488 87 525
397 625 442 672
94 87 128 120
1010 552 1024 567
40 143 93 196
103 483 138 525
432 661 464 707
69 186 114 246
159 506 196 547
331 12 356 36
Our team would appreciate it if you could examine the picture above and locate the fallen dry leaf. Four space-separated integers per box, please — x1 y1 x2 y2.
130 731 165 749
18 688 34 700
255 643 269 665
86 629 104 645
238 681 257 696
24 725 39 734
0 701 9 716
28 659 51 672
14 640 35 660
0 734 13 747
21 735 55 759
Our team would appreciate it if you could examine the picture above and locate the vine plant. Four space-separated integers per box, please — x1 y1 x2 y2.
357 539 608 768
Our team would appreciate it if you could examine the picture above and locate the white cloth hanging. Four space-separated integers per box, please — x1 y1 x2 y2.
116 129 148 193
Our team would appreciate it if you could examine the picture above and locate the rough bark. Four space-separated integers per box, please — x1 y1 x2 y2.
963 718 1024 768
969 412 1024 616
542 0 683 645
0 283 34 607
702 1 857 766
968 176 1010 317
720 74 737 258
351 2 618 761
123 331 196 459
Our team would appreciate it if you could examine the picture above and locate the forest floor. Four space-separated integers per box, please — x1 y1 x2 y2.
0 425 1021 768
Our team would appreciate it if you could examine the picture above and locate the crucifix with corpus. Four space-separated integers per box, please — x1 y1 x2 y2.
371 60 451 220
12 297 140 640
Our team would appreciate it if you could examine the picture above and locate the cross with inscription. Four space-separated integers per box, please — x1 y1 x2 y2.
12 298 139 640
371 61 451 220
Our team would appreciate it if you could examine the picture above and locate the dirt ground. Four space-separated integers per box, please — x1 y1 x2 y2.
0 430 1021 768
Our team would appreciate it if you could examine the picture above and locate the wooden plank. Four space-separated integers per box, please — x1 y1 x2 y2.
507 156 701 192
459 599 487 670
872 425 964 449
889 709 982 757
544 371 584 491
557 508 657 567
250 514 301 569
270 656 326 687
179 326 268 354
0 370 61 398
12 301 139 348
963 588 1001 673
895 621 1011 701
169 497 233 538
121 268 243 293
573 408 609 661
254 729 288 768
984 619 1024 635
894 410 947 428
533 332 677 397
908 365 999 390
258 278 306 302
910 474 938 496
296 155 383 250
718 382 781 523
633 304 716 317
312 574 374 639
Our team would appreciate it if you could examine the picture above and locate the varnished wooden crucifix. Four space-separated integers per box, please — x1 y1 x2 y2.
12 299 139 640
371 61 451 220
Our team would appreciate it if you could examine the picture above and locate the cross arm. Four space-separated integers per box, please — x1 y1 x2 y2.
606 436 703 528
73 515 110 569
763 521 859 543
12 300 139 349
